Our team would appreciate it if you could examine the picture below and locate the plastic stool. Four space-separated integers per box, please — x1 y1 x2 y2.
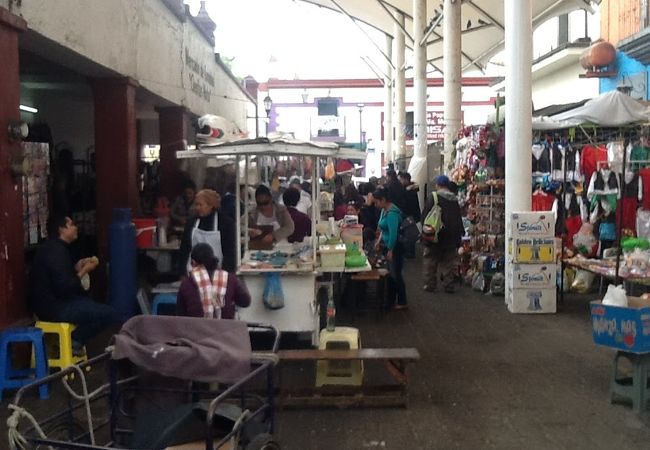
34 321 88 374
0 327 49 400
316 326 363 387
610 351 650 412
152 293 177 315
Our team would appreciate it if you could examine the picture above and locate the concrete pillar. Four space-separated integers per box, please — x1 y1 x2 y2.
91 78 140 261
158 106 189 200
0 8 27 327
443 0 462 172
412 0 427 204
393 13 406 168
384 34 393 165
504 0 533 300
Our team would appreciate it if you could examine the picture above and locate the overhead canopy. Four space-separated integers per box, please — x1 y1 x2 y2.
533 90 650 129
298 0 600 74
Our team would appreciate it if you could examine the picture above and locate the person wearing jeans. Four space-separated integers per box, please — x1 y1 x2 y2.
373 189 407 310
29 214 122 355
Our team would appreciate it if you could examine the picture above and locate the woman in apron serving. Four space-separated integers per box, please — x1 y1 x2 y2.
178 189 236 274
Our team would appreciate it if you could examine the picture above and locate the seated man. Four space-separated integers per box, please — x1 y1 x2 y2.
283 187 311 243
29 214 121 355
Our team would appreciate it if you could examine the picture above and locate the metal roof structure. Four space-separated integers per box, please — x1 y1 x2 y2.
298 0 600 74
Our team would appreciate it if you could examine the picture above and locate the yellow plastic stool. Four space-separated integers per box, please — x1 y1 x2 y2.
316 326 363 387
34 321 88 374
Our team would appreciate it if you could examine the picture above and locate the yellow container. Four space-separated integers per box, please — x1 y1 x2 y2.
514 238 555 263
316 326 363 387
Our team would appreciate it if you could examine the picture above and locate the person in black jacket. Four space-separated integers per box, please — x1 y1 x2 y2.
398 171 421 258
421 175 465 293
385 170 407 212
178 189 236 275
29 214 121 354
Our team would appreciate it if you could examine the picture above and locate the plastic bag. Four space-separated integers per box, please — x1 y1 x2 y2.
570 269 595 294
560 267 575 293
489 273 505 296
324 158 335 180
602 284 628 307
262 273 285 309
638 209 650 240
472 272 486 292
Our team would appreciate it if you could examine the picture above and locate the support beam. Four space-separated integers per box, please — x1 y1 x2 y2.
393 12 407 167
158 106 189 200
504 0 533 306
92 78 140 264
384 34 394 164
376 0 414 45
0 8 28 327
411 0 427 202
443 0 461 172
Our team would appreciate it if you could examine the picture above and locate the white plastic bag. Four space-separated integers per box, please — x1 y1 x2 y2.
602 284 628 307
570 269 595 294
638 209 650 240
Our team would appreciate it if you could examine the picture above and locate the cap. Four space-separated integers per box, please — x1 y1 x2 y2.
435 175 450 187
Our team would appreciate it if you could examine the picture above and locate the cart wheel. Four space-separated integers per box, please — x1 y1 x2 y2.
244 433 281 450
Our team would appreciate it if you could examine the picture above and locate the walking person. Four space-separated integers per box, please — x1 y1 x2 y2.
421 175 465 293
373 189 407 310
398 171 421 258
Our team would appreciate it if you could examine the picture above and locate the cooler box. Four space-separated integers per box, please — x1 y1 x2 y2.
590 297 650 353
316 326 363 387
510 212 555 238
512 264 557 289
507 288 557 314
319 244 346 269
512 238 555 263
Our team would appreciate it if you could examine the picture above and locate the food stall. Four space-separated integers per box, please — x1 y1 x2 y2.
176 136 366 345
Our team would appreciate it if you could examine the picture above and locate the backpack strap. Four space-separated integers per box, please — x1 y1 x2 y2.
432 191 438 207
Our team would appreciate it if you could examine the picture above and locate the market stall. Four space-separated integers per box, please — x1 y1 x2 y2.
176 136 366 345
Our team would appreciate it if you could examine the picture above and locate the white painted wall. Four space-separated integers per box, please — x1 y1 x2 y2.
532 63 599 110
11 0 252 125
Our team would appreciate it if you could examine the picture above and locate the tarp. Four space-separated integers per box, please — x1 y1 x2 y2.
534 90 650 129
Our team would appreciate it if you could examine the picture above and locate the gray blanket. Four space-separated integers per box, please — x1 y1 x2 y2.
112 316 252 384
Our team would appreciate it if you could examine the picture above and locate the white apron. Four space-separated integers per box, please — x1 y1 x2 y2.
186 214 223 272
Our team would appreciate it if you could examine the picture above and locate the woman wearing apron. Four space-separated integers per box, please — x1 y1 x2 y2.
178 189 236 274
248 185 295 244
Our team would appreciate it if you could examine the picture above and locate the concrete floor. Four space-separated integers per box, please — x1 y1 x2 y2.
4 255 650 449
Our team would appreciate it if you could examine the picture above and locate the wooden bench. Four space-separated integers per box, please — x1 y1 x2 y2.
277 347 420 408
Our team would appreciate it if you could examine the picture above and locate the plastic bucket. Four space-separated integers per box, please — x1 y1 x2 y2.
133 218 156 248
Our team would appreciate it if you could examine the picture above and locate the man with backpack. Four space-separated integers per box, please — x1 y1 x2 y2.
421 175 465 293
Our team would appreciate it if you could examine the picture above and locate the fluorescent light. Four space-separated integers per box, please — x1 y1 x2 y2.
19 104 38 114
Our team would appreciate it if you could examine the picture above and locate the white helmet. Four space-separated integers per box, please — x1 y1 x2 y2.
196 115 246 144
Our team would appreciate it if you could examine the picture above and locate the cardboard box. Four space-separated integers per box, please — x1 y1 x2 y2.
590 297 650 353
507 288 557 314
512 264 557 289
513 238 555 263
510 212 555 238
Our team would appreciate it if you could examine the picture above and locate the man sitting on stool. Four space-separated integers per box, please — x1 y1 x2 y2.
28 214 122 355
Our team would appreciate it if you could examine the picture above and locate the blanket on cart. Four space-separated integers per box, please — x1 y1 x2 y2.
112 316 252 384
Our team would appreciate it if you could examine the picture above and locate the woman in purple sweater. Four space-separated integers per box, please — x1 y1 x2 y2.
176 243 250 319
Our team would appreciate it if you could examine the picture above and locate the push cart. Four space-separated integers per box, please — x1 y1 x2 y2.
7 317 281 450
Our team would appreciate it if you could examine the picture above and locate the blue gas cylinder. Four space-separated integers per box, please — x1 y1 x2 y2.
109 208 137 320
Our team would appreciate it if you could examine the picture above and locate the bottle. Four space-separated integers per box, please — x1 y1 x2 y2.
326 297 336 331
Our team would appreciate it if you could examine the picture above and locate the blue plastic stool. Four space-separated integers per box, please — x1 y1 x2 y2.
0 327 49 400
152 293 177 315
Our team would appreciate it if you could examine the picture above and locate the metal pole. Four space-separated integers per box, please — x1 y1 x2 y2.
443 0 462 173
384 34 393 165
235 155 241 269
413 0 427 208
504 0 533 307
394 12 406 166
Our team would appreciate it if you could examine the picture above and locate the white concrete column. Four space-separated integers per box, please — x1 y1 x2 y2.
411 0 427 205
443 0 461 173
384 34 394 164
504 0 533 304
393 13 406 168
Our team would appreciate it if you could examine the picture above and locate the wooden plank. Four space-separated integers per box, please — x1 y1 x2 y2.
278 385 408 408
278 348 420 361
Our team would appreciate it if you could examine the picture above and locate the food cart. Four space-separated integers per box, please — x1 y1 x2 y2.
176 137 366 345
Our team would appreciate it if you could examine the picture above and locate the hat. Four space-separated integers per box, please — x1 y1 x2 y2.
289 177 301 186
435 175 450 187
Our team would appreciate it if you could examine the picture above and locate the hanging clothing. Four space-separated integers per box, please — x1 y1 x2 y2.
531 143 552 175
606 140 626 168
588 168 620 198
616 197 638 234
551 143 582 182
630 145 650 170
640 168 650 209
623 172 643 200
581 145 608 187
532 190 556 212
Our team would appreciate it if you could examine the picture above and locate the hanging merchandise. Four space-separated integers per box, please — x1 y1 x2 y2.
638 209 650 240
262 273 285 310
324 158 335 180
